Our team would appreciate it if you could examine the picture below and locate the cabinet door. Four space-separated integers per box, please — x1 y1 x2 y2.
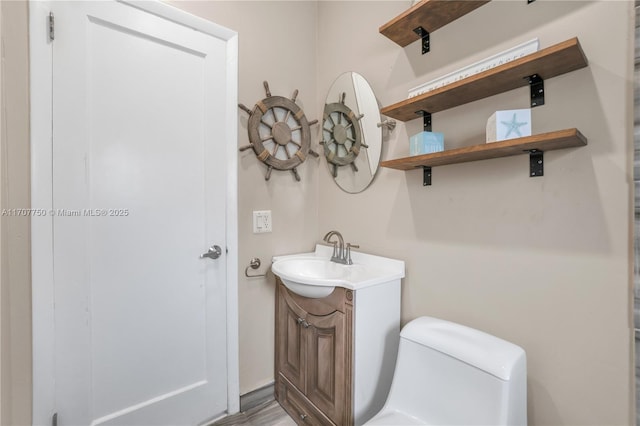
276 283 308 392
305 310 347 425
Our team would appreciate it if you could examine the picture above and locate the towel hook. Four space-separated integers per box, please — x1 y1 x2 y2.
377 119 396 131
245 257 267 278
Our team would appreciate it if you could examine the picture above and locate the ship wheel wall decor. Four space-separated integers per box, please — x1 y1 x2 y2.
321 92 367 178
239 81 319 181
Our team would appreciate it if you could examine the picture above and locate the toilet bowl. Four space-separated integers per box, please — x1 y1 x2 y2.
364 316 527 425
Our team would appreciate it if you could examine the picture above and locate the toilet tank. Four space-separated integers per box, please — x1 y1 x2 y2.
385 317 526 425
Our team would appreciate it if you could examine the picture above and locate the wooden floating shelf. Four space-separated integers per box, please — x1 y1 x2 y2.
381 37 588 122
380 129 587 171
379 0 491 47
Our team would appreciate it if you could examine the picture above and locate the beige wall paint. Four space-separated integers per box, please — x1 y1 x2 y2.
1 1 31 425
177 0 635 423
170 1 320 396
0 0 320 416
1 1 4 422
316 1 634 425
1 0 634 424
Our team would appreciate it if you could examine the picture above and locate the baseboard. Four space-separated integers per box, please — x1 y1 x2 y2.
239 381 275 412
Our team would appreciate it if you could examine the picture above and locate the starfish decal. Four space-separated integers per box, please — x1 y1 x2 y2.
501 113 528 138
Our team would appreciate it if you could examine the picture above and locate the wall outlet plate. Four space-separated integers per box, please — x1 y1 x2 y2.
253 210 272 233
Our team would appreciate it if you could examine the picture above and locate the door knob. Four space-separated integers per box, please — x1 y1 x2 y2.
200 245 222 260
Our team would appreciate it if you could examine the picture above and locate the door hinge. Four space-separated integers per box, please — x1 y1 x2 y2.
48 12 55 42
51 412 58 426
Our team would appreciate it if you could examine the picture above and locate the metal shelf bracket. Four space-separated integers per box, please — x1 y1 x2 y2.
528 149 544 177
423 166 432 186
413 27 430 54
528 74 545 107
416 110 432 131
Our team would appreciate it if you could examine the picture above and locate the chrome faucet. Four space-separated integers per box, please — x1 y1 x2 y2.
323 230 358 265
323 230 344 262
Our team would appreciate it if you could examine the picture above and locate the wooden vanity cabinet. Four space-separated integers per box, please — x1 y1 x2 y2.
275 279 353 426
274 269 402 426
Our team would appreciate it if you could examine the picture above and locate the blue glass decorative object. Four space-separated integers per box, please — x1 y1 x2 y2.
409 131 444 156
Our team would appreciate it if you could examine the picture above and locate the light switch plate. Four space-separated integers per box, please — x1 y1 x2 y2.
253 210 272 233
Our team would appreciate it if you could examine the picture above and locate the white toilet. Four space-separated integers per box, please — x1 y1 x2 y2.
365 316 527 425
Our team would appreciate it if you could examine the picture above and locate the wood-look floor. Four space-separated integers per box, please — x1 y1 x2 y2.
210 400 295 426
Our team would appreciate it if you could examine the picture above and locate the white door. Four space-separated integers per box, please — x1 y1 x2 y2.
35 2 237 425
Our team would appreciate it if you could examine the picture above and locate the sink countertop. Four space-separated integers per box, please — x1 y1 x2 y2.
272 244 405 291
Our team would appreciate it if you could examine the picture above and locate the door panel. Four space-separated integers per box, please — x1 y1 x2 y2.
277 284 308 391
305 311 346 425
51 2 229 424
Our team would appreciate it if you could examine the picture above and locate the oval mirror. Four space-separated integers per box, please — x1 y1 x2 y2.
321 72 382 193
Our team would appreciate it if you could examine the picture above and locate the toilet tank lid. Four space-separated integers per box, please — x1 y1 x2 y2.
401 316 526 381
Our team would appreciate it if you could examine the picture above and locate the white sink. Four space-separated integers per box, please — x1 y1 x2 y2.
272 244 405 299
271 257 355 298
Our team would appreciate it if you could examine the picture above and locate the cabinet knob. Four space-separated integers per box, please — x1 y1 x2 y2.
297 317 310 328
300 414 308 421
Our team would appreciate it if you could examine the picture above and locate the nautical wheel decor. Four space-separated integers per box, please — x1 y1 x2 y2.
320 92 367 178
239 81 319 181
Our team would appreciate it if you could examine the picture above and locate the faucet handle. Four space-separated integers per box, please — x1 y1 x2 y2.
346 243 359 265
